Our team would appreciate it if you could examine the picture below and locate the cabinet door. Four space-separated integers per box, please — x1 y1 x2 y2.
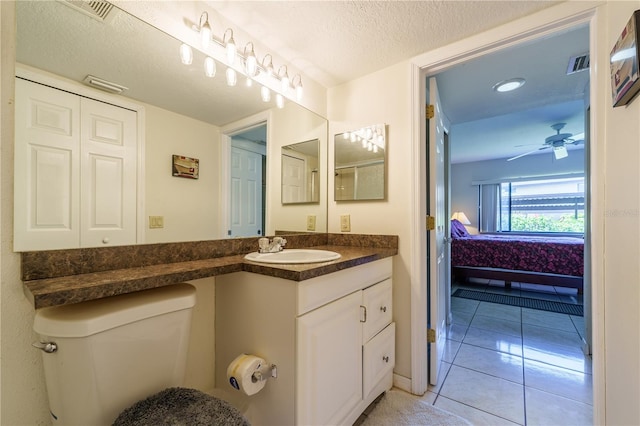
14 79 81 250
297 291 362 426
80 97 137 247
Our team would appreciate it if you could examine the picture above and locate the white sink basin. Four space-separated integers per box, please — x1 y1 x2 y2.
244 249 341 264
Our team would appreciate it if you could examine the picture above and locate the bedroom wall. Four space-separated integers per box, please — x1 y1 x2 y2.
450 151 585 233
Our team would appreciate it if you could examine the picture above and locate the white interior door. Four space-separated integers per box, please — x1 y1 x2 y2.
229 146 263 237
282 154 305 203
427 76 448 386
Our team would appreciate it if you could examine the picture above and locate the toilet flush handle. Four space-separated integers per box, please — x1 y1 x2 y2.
32 341 57 353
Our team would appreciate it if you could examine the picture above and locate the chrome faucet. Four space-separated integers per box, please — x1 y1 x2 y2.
258 237 287 253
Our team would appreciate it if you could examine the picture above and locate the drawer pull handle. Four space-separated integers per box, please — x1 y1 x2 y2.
382 355 389 363
380 306 387 313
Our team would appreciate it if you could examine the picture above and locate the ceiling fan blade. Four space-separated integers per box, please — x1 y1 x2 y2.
506 146 549 162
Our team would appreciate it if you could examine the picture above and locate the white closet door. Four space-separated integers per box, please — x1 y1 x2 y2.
14 79 81 251
281 154 305 203
80 98 137 247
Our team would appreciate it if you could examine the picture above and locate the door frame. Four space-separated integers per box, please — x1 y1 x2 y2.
409 2 601 418
219 111 271 238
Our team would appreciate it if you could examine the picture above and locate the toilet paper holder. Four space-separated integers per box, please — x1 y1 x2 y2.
252 363 277 383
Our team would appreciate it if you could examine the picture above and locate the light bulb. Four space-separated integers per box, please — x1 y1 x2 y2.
226 67 237 86
245 77 253 87
224 29 236 65
244 43 257 77
261 86 271 102
276 93 284 109
373 145 379 153
281 73 289 92
262 54 274 78
343 133 349 140
295 82 303 100
180 43 193 65
204 57 216 77
200 21 211 49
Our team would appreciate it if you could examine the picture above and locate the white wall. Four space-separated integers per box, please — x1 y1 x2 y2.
328 61 414 379
599 2 640 424
144 104 221 243
268 102 328 234
451 151 585 233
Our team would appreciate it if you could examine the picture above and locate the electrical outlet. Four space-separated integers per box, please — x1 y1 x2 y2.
306 215 316 231
340 214 351 232
149 216 164 229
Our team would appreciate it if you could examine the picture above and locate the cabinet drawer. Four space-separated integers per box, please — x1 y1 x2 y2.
363 322 395 398
362 278 392 342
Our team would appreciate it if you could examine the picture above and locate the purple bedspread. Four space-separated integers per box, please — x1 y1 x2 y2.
451 234 584 277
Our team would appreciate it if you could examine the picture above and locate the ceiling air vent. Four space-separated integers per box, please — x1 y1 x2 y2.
566 53 590 75
59 0 114 22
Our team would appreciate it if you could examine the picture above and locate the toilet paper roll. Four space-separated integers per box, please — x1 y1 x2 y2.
226 354 267 396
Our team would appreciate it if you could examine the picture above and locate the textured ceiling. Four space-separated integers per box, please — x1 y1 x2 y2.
206 1 560 87
17 0 588 164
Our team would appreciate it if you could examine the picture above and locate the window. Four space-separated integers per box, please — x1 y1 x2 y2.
480 176 584 234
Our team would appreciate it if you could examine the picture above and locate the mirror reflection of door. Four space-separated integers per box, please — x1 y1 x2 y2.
282 155 305 203
229 125 266 237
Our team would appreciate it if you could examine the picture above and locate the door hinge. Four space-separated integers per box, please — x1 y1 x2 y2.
427 328 436 343
426 215 435 231
426 104 434 120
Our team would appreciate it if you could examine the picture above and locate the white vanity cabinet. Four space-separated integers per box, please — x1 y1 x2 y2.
14 77 138 251
215 257 394 426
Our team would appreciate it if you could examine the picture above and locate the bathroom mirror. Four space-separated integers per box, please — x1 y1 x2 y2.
334 124 386 201
14 1 328 246
281 139 320 204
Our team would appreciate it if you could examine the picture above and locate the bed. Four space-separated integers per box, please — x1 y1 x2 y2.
450 219 584 293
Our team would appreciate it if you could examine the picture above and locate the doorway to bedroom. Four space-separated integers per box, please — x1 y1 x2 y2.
425 21 592 424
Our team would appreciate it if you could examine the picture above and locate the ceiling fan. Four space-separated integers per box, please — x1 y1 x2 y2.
507 123 584 162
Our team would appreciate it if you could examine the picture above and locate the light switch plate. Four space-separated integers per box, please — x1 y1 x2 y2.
149 216 164 229
307 215 316 231
340 214 351 232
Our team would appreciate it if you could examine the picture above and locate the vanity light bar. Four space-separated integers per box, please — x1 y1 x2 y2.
188 11 303 104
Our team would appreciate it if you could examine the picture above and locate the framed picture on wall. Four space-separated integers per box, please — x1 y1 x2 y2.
610 9 640 107
172 155 199 179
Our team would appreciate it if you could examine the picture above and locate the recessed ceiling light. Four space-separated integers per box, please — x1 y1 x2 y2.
493 78 526 92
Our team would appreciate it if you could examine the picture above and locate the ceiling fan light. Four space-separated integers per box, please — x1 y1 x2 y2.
553 145 568 160
493 78 525 92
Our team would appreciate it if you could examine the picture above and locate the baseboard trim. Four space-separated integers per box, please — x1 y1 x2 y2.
392 373 412 394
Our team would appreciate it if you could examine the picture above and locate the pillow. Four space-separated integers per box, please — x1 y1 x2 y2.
450 219 469 238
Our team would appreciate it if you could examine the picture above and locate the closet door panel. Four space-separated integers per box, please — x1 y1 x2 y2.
14 79 80 251
80 98 137 247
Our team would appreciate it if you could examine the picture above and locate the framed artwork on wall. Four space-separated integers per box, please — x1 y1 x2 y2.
172 155 199 179
611 9 640 107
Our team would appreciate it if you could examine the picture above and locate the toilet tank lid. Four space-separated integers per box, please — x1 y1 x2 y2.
33 284 197 338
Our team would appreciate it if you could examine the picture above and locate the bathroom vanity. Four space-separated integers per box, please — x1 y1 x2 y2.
215 257 394 426
21 233 397 425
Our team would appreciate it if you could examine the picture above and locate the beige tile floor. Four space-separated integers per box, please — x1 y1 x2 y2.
422 279 593 425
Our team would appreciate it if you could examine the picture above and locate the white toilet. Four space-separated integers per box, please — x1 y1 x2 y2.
33 283 245 425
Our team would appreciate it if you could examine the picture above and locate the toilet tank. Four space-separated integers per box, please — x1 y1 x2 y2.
33 284 197 426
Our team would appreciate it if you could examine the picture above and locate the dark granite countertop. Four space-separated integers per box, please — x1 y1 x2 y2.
22 234 398 309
